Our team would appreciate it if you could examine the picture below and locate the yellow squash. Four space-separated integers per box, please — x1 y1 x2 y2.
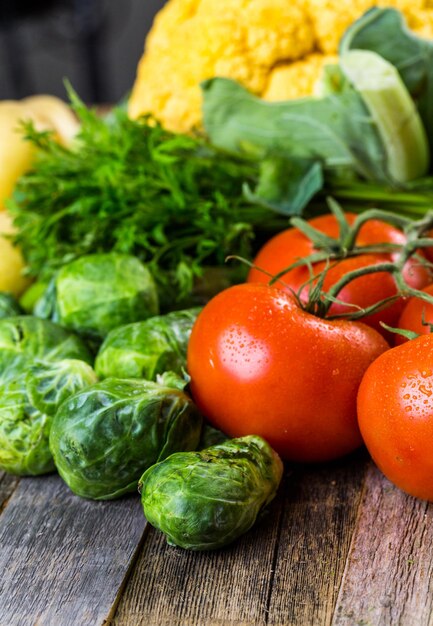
0 210 30 296
0 95 78 209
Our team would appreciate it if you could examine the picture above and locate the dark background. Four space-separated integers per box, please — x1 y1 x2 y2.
0 0 167 103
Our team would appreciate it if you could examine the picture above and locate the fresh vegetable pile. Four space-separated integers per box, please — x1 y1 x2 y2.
4 6 433 552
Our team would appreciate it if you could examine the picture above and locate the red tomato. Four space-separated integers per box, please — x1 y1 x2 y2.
248 213 430 335
187 283 389 462
357 335 433 501
395 283 433 345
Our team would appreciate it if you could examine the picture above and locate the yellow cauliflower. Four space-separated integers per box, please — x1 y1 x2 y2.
263 53 338 101
129 0 433 132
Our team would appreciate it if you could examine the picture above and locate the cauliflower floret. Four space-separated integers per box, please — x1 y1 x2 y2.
407 8 433 38
129 0 433 132
129 0 314 131
307 0 428 53
264 53 338 101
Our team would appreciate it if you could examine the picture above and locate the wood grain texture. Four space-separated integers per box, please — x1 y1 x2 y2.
113 452 368 626
0 471 19 512
333 463 433 626
267 451 368 626
112 477 285 626
0 474 147 626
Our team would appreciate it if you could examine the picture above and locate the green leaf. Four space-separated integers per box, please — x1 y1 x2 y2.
243 157 323 216
340 7 433 156
201 77 388 182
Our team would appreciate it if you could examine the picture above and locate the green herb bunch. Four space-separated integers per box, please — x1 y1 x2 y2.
9 91 283 306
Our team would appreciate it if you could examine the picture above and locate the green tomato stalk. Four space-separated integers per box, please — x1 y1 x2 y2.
259 199 433 321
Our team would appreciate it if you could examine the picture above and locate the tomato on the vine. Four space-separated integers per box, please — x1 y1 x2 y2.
187 283 389 462
248 213 431 334
357 335 433 501
395 283 433 345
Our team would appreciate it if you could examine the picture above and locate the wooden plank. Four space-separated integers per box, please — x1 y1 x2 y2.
333 463 433 626
267 450 368 626
0 471 20 513
112 477 286 626
113 452 367 626
0 474 147 626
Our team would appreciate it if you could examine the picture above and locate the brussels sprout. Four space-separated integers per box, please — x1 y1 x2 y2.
0 316 94 476
95 308 201 380
27 359 98 416
0 292 22 319
37 253 159 342
139 435 283 550
50 377 202 500
0 382 52 476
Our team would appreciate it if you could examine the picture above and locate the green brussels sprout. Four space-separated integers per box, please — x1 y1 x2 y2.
95 308 201 380
0 316 94 476
36 253 159 342
139 435 283 550
0 293 22 319
27 359 98 417
50 377 202 500
0 382 52 476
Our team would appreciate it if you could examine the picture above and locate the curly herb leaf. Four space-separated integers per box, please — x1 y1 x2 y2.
9 94 285 307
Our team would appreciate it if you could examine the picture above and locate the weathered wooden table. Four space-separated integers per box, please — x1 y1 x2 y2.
1 449 432 626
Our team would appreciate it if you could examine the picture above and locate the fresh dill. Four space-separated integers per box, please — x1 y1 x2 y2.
9 92 285 307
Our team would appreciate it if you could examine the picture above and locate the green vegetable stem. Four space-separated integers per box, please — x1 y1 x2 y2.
339 49 429 183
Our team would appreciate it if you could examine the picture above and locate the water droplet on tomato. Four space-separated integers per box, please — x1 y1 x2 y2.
419 384 432 397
